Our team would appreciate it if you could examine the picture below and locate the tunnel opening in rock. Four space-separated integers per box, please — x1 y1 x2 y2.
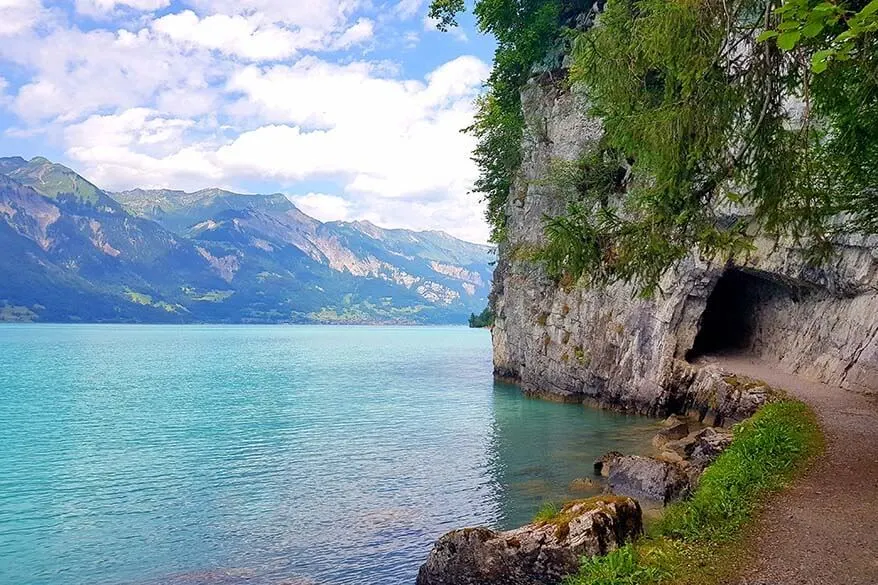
686 268 806 362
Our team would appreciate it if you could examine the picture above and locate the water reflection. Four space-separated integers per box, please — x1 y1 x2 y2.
0 326 660 585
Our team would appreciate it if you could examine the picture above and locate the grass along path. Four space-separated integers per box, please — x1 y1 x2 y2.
713 356 878 585
564 398 823 585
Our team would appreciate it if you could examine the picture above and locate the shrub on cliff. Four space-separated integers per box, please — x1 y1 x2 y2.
431 0 878 294
549 0 878 294
428 0 594 243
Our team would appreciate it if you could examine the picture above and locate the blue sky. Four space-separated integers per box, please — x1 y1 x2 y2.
0 0 496 243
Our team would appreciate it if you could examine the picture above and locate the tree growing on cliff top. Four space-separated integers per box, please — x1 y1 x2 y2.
432 0 878 294
429 0 593 242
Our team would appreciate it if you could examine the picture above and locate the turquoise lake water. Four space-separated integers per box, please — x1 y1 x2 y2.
0 325 658 585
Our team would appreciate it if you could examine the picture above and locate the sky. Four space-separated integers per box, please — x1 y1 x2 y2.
0 0 496 243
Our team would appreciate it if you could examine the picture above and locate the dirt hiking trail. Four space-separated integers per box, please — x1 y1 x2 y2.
698 355 878 585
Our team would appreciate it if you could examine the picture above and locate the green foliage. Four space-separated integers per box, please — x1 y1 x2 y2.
533 501 561 523
468 305 496 327
757 0 878 233
535 0 878 293
433 0 876 286
764 0 878 71
428 0 466 30
429 0 591 242
659 399 823 541
565 544 669 585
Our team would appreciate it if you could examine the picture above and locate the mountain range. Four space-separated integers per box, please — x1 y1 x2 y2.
0 156 494 324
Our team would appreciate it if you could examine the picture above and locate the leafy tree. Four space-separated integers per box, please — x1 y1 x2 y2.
429 0 591 242
433 0 877 293
468 306 496 327
760 0 878 72
545 0 878 293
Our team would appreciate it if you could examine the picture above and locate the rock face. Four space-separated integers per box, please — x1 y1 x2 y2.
654 425 735 488
491 77 878 417
687 428 734 473
594 450 623 477
607 456 691 504
652 421 690 448
416 497 642 585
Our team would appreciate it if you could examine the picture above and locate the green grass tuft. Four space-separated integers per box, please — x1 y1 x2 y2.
533 501 561 524
658 400 823 542
565 544 669 585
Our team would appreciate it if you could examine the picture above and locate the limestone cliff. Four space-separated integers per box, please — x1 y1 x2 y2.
491 77 878 419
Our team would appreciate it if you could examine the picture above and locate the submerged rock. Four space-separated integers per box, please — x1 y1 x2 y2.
607 456 690 504
569 477 600 492
416 497 643 585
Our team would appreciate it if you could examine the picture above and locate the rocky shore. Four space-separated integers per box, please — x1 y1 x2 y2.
418 412 736 584
417 496 642 585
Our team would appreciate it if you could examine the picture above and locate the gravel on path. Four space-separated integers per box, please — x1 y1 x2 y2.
698 355 878 585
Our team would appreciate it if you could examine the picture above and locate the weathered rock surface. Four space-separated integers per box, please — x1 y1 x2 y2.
416 497 643 585
607 456 690 504
594 450 623 477
655 425 735 488
662 414 688 427
491 76 878 421
662 435 698 458
687 427 733 472
652 421 690 449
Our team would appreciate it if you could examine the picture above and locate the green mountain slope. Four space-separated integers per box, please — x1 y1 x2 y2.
0 157 494 324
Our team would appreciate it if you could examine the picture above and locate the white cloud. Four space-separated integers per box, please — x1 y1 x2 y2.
64 108 194 150
0 75 9 108
155 87 218 118
63 108 222 189
0 0 493 242
6 27 221 123
151 10 307 61
55 55 491 242
332 17 374 50
395 0 425 19
183 0 361 31
289 193 352 222
0 0 44 36
215 56 488 197
225 55 486 130
75 0 170 16
402 31 419 48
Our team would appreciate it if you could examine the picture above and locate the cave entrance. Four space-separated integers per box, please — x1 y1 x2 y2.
685 268 802 362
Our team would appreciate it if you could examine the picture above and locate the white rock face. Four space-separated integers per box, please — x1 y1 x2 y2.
196 247 239 283
417 281 460 305
430 261 485 286
492 78 878 416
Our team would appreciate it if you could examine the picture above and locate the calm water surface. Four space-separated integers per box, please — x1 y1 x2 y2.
0 325 658 585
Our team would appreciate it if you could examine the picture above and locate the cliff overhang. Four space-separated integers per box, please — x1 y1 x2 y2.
491 77 878 419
